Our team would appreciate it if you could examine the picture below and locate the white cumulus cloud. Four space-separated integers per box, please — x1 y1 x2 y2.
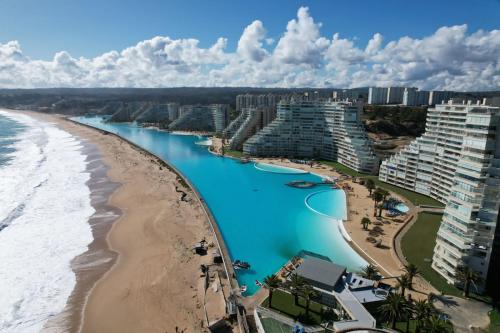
0 7 498 90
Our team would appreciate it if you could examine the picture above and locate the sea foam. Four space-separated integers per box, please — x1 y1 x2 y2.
0 111 94 332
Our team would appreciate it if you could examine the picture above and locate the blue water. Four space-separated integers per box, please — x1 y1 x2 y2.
306 190 347 220
0 114 26 166
394 203 410 213
254 162 309 174
73 116 366 294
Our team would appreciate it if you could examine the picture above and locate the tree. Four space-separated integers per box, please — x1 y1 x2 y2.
365 178 376 195
379 292 410 329
396 274 412 297
456 266 483 298
403 263 420 290
425 315 450 333
377 188 390 216
263 274 281 309
301 284 318 317
413 299 438 333
290 273 305 306
371 188 384 217
360 264 380 280
361 217 371 230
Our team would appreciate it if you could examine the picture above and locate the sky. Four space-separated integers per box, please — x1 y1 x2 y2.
0 0 499 90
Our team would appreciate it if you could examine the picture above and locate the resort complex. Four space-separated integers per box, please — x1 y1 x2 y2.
379 99 500 292
368 86 458 106
168 104 230 134
243 100 379 174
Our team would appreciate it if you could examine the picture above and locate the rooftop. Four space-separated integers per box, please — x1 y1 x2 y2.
294 257 346 292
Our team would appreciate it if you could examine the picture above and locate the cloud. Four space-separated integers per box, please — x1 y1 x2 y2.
0 7 498 90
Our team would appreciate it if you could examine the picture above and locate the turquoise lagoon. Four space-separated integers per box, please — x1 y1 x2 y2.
74 117 366 294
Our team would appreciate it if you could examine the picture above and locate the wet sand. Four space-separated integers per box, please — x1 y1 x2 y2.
20 111 227 333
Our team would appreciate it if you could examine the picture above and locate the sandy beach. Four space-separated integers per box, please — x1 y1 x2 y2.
20 111 228 333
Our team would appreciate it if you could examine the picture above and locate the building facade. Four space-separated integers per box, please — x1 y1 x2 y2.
235 93 278 111
367 87 388 105
379 100 500 289
168 104 229 134
402 88 430 106
243 100 379 174
386 87 406 104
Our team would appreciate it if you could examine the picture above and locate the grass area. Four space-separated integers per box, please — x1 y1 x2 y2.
401 212 463 297
383 319 453 332
487 308 500 333
368 177 445 207
224 149 245 158
262 289 327 325
317 161 444 207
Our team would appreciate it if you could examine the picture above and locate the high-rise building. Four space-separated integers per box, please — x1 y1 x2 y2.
223 107 276 150
368 87 388 105
236 93 278 111
379 100 500 290
168 104 229 134
166 102 180 121
402 88 430 106
386 87 406 104
243 100 379 174
429 91 456 105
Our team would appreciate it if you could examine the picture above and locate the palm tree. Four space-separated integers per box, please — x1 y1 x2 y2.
425 315 450 333
263 274 281 309
289 273 305 305
413 299 438 333
379 292 410 329
396 273 412 297
360 264 380 280
371 189 384 217
301 284 318 317
456 266 483 298
377 188 390 216
403 263 420 290
365 178 376 195
361 217 371 230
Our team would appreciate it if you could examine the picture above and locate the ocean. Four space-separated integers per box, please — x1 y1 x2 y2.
0 110 94 332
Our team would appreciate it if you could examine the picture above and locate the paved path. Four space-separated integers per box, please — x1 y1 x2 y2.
433 295 491 332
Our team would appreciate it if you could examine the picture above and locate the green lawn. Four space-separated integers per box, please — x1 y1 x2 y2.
487 308 500 333
401 212 462 297
368 177 444 207
224 149 245 158
383 319 453 332
317 161 444 207
262 289 329 325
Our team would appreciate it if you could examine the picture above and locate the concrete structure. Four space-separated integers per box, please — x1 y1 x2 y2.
379 100 500 290
223 107 276 150
386 87 406 104
290 257 390 330
403 88 430 106
168 104 229 134
166 102 180 121
236 93 277 111
368 87 388 105
243 100 379 174
429 90 455 105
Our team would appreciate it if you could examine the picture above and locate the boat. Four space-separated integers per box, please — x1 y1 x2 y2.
240 285 247 293
233 260 251 269
255 280 263 287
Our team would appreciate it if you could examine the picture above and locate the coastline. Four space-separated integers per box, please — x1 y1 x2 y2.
16 111 228 333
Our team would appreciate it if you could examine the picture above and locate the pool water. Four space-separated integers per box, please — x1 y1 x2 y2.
394 203 410 213
254 162 309 174
73 117 366 294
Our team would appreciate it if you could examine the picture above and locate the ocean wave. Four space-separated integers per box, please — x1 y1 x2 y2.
0 111 94 332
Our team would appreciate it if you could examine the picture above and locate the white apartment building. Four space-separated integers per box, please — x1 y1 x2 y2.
379 100 500 289
223 107 276 150
386 87 406 104
429 91 455 106
243 100 379 174
168 104 229 134
236 93 278 111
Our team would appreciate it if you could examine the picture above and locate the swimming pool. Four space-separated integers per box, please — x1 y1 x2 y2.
73 117 366 294
254 162 309 174
394 203 410 213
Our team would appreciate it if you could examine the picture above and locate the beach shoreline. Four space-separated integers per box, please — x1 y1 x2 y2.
14 111 229 333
